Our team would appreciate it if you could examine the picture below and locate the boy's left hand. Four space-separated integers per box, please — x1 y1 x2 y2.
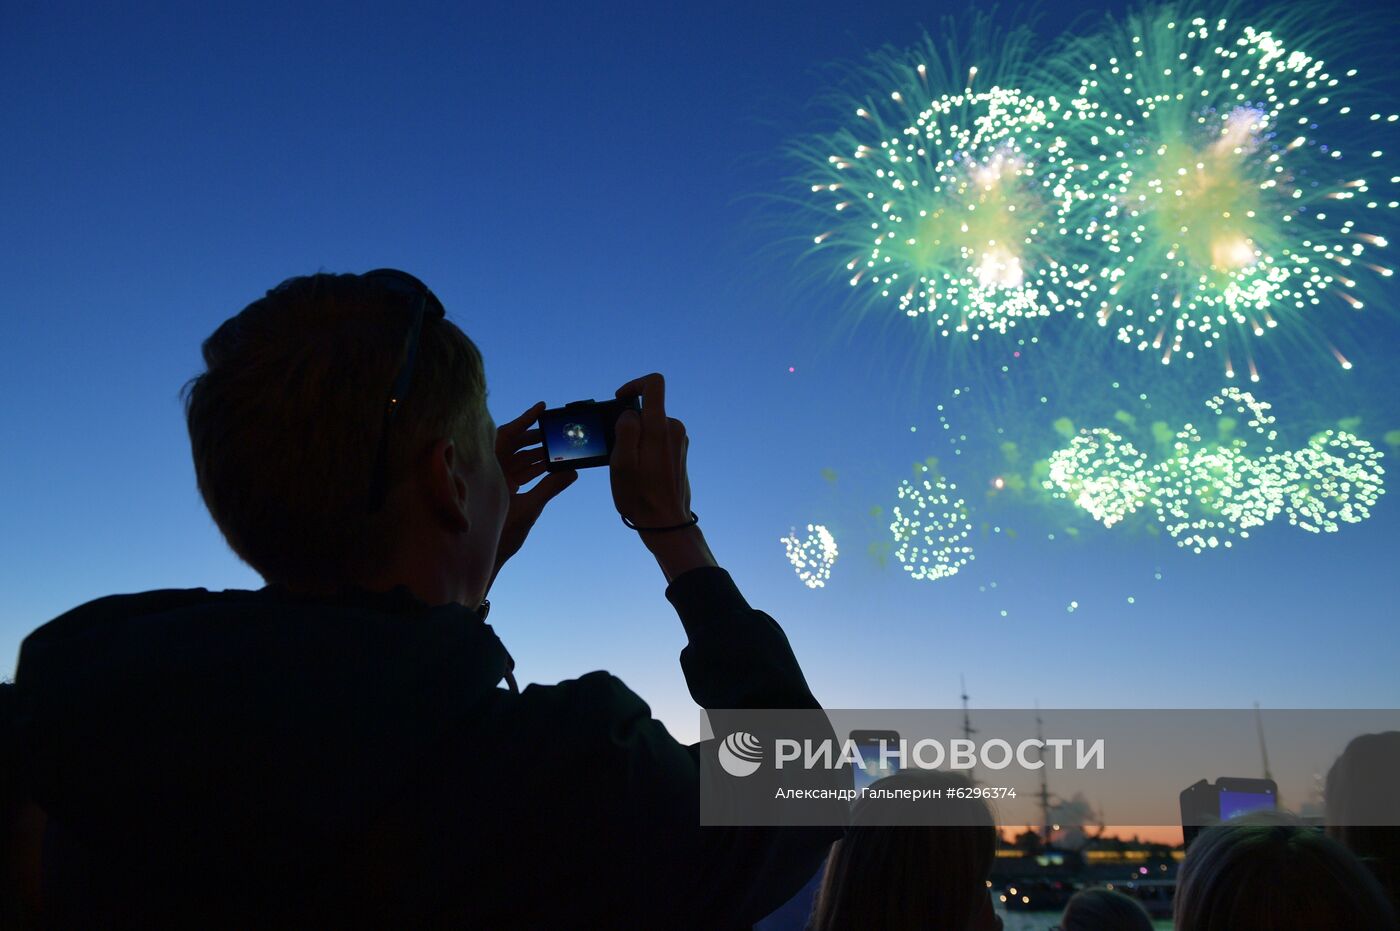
491 402 577 579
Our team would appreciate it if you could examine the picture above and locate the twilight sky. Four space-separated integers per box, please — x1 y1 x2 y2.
4 0 1398 751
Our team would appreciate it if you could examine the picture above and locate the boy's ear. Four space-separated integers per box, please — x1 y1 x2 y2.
426 438 471 532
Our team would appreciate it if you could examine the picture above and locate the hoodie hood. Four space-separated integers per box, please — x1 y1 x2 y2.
12 584 512 905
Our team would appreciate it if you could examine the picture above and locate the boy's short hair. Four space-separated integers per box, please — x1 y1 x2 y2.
181 272 489 588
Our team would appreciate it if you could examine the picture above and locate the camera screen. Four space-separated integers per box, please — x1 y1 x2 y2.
1219 788 1275 820
852 739 900 793
542 410 609 464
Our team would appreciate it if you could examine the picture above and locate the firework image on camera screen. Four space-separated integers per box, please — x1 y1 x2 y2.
542 413 608 464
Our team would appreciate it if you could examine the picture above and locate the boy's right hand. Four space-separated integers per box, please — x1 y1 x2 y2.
609 373 692 529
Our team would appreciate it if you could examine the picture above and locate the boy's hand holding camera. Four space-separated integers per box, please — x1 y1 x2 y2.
491 400 577 583
493 372 716 586
609 373 716 583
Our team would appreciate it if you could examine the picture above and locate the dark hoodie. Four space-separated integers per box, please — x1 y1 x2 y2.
11 566 841 929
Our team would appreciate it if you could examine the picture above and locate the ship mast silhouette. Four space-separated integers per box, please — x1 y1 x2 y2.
1036 702 1052 846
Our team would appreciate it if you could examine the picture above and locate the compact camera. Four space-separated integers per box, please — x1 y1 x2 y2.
538 396 642 471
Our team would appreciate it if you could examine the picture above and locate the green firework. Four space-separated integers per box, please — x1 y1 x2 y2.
1053 4 1399 378
1043 386 1386 552
1149 388 1287 549
796 24 1095 340
1045 428 1155 527
1275 429 1386 532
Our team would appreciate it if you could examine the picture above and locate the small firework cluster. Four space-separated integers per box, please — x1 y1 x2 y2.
890 467 977 580
1044 387 1386 552
780 523 840 588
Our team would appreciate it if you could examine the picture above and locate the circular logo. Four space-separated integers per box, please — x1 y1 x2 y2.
718 731 763 777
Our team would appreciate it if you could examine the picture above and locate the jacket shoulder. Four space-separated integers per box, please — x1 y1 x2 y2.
515 670 650 721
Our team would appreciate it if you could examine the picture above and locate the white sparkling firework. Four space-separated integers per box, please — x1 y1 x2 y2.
890 471 976 580
781 524 840 589
1045 387 1385 553
1149 387 1286 551
1045 428 1156 527
1274 430 1386 532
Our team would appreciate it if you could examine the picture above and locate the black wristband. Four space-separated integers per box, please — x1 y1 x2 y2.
622 511 699 533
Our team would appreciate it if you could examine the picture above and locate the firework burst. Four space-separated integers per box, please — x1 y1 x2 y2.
1055 4 1399 377
1044 386 1386 552
1274 429 1386 532
1148 388 1286 550
797 26 1095 339
1045 428 1155 527
890 467 976 580
781 524 840 588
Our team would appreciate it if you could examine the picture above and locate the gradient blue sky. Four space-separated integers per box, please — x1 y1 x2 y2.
4 0 1398 744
